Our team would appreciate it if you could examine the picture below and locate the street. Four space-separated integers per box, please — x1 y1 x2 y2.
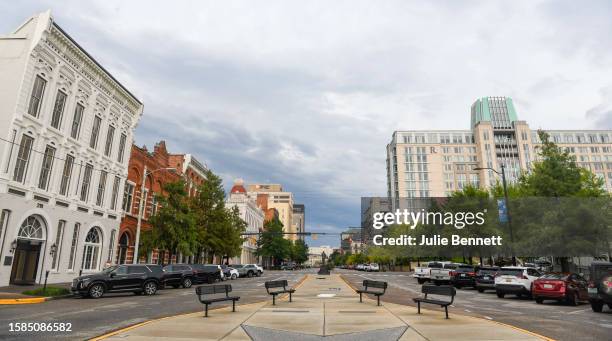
0 271 306 341
339 269 612 341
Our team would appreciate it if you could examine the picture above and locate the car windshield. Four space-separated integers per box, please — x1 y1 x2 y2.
540 273 568 280
101 265 118 274
457 266 474 272
499 268 523 276
428 262 443 268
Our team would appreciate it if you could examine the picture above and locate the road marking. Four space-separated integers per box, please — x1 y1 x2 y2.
567 308 590 315
483 316 493 320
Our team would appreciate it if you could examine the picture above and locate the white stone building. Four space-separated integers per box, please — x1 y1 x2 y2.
307 245 336 267
0 11 143 286
226 179 264 264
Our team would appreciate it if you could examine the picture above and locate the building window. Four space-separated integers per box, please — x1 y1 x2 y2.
51 220 65 271
13 134 35 183
82 227 102 271
27 75 46 118
49 91 68 129
0 210 11 253
122 182 135 213
110 176 120 210
59 154 75 196
70 104 85 139
80 164 93 202
89 116 102 149
96 171 107 206
117 133 127 163
68 223 80 271
104 125 115 157
38 145 56 190
117 232 129 264
107 230 116 262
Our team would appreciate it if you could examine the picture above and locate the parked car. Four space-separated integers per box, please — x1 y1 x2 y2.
413 261 444 284
533 272 589 305
587 261 612 312
228 267 239 279
475 266 499 292
451 265 477 288
190 264 223 284
220 265 233 280
235 264 262 277
162 264 195 288
430 263 461 285
281 262 297 270
71 264 163 299
495 266 542 298
366 263 380 272
356 264 365 271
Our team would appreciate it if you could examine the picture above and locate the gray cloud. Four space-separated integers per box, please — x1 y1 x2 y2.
2 0 612 246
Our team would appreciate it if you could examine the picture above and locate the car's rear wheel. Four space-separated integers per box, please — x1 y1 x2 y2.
143 281 158 296
247 271 254 278
567 292 579 306
591 301 604 312
182 278 192 288
535 297 543 304
88 284 104 299
231 274 237 280
496 292 505 298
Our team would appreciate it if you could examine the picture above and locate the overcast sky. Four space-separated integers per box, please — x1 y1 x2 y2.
2 1 611 247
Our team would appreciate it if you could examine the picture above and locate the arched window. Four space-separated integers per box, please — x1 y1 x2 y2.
18 215 45 240
82 227 102 271
118 232 129 264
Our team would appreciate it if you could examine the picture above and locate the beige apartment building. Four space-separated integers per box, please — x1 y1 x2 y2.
387 96 612 210
247 184 296 240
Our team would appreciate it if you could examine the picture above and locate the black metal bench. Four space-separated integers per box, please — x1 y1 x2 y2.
265 280 296 305
195 284 240 317
356 280 387 306
413 285 456 319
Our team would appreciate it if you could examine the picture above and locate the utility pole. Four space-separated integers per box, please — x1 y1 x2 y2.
133 165 147 264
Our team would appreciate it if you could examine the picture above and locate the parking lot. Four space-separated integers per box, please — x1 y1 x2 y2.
0 270 306 341
339 269 612 341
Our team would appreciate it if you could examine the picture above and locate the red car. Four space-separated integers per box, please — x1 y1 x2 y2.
533 272 589 305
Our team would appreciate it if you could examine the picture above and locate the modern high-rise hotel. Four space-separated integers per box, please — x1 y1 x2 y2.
386 97 612 210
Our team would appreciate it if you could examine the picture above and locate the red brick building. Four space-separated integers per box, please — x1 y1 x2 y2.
117 141 207 265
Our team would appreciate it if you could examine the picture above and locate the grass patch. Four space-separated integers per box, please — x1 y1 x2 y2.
22 286 71 297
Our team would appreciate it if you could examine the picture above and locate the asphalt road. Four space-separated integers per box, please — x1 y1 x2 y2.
339 269 612 341
0 270 307 341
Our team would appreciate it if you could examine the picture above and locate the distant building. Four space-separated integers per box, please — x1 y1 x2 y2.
247 184 295 240
0 11 143 286
226 179 263 264
361 197 391 246
292 204 305 240
307 245 335 267
340 228 363 254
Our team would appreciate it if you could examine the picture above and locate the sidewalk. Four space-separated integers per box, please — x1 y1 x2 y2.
98 274 550 340
0 282 71 304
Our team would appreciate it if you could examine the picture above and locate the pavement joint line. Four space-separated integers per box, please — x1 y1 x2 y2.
89 273 308 340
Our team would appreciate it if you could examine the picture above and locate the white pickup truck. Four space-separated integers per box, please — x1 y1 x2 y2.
413 261 446 284
430 263 461 285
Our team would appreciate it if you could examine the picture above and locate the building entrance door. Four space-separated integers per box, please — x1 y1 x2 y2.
10 240 42 285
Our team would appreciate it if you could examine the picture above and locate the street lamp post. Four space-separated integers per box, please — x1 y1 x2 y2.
133 166 176 264
474 164 516 266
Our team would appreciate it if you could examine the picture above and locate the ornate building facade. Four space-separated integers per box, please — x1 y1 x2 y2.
226 179 263 264
0 11 143 286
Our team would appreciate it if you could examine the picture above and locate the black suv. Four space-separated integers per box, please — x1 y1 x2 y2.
71 264 163 299
451 265 477 288
588 261 612 312
162 264 196 288
190 264 223 284
475 266 499 292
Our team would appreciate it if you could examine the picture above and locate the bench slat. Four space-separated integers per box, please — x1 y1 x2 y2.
363 280 387 289
196 284 232 295
421 285 455 296
265 280 288 288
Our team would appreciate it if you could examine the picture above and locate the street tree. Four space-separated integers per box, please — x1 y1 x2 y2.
256 217 292 267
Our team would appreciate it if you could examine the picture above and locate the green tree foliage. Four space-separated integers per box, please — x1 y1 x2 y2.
290 239 309 264
146 180 198 263
256 217 292 266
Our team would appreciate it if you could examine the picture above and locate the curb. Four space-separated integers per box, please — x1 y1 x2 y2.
338 274 555 341
0 293 73 305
